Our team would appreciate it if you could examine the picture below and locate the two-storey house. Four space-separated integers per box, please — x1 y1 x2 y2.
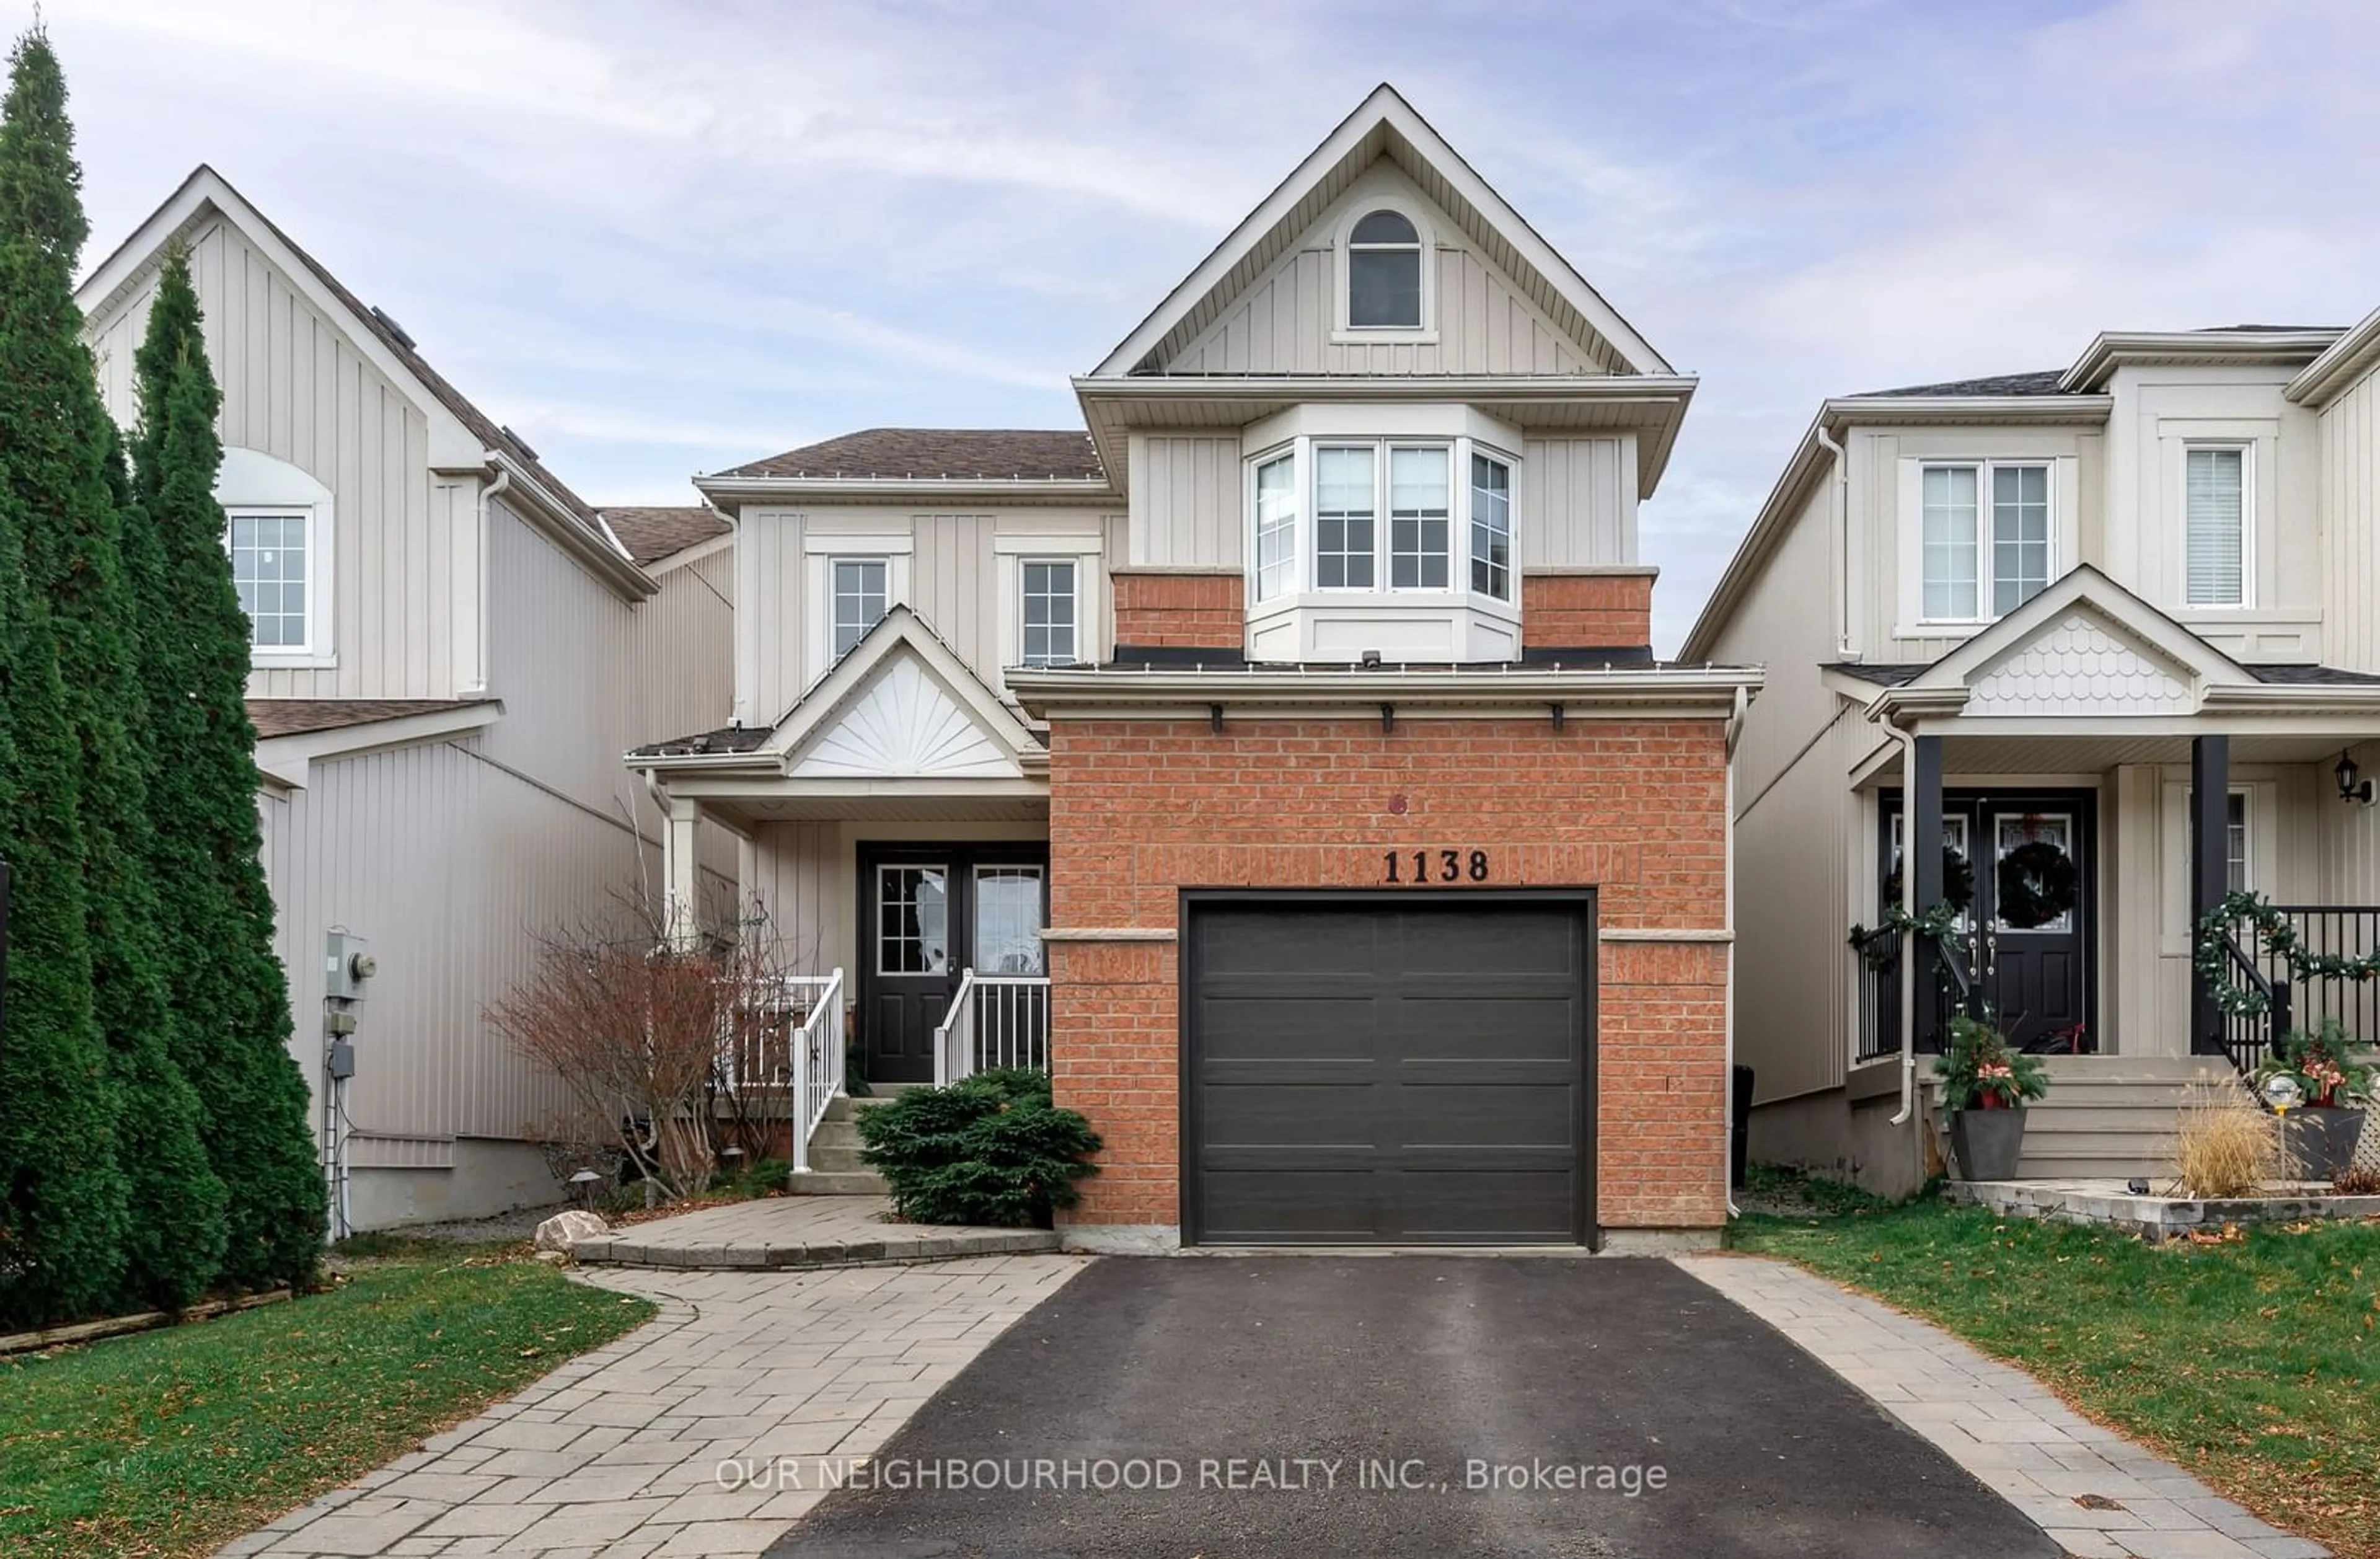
77 169 737 1232
1688 319 2380 1195
632 86 1761 1254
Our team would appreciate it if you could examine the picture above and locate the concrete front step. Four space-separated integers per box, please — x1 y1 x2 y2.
788 1169 891 1196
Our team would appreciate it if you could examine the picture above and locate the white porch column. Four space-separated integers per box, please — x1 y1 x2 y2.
664 793 701 951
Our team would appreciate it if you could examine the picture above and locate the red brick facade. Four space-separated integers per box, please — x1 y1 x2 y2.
1520 569 1656 650
1111 569 1245 651
1043 714 1732 1238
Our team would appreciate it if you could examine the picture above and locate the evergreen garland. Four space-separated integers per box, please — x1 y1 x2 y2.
132 241 326 1291
2195 889 2380 1020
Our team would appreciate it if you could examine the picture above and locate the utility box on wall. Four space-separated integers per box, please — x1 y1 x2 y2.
325 930 376 1002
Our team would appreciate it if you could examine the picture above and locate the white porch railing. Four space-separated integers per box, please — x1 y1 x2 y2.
934 968 1052 1085
716 970 846 1173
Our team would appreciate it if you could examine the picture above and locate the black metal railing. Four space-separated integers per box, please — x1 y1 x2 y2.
2213 929 2288 1074
2252 906 2380 1048
1854 925 1977 1062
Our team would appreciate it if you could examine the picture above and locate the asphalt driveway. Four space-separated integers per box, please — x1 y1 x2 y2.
765 1255 2056 1558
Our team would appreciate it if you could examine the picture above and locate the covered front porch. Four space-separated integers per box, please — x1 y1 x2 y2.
630 608 1057 1175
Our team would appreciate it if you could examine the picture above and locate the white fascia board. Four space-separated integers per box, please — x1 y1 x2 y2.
2286 304 2380 406
2060 331 2343 393
695 474 1118 508
253 700 503 789
1007 665 1760 720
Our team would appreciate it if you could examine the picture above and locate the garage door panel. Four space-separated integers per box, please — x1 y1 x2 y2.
1197 996 1382 1059
1397 996 1580 1061
1392 911 1579 976
1201 1085 1378 1147
1187 897 1593 1247
1396 1084 1578 1148
1198 912 1380 975
1393 1170 1578 1240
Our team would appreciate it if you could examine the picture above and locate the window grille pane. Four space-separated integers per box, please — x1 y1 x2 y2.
833 558 888 658
1313 447 1375 589
973 865 1046 976
1388 447 1449 589
2185 448 2245 606
1020 560 1076 666
1921 466 1978 619
1254 454 1297 601
227 511 308 648
1468 453 1511 600
1990 463 2051 615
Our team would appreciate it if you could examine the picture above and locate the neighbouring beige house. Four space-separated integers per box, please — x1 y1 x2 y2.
77 167 737 1232
633 86 1758 1254
1687 319 2380 1195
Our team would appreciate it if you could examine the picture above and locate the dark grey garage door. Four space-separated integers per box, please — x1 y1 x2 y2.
1184 894 1593 1245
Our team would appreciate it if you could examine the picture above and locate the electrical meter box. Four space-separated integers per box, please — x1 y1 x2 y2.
325 931 377 1001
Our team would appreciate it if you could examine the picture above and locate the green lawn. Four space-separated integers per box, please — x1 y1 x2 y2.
0 1244 656 1559
1734 1195 2380 1558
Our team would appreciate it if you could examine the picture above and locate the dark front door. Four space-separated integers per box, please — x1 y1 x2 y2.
1882 789 2095 1052
859 845 1048 1084
1183 892 1595 1245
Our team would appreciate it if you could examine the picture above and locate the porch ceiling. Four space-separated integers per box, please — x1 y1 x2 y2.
1859 730 2358 781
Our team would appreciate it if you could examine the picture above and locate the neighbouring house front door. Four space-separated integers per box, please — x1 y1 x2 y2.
858 844 1049 1084
1882 789 2096 1053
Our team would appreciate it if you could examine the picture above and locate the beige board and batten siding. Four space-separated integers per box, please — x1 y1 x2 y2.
1705 477 1859 1103
2102 368 2322 661
2316 358 2380 676
1161 166 1604 378
1127 436 1243 568
87 213 459 702
742 818 1052 984
735 506 1121 728
1521 436 1637 567
1848 423 2102 665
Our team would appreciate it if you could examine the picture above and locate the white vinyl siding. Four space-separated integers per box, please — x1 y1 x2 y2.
1254 454 1298 601
2184 446 2248 607
831 557 889 658
1019 559 1077 667
1919 461 2052 624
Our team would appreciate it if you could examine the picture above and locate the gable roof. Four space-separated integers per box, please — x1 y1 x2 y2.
712 428 1104 483
1904 566 2247 697
599 505 732 564
78 167 653 598
1860 369 2068 399
1091 84 1670 379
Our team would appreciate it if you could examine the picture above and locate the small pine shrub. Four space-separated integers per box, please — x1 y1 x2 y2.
857 1069 1101 1227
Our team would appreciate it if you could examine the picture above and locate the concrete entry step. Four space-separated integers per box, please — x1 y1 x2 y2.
570 1193 1059 1270
787 1168 891 1196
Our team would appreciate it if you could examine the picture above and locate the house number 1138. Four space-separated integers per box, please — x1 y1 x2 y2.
1383 849 1491 884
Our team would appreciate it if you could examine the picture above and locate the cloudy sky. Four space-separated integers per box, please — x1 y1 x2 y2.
24 0 2380 650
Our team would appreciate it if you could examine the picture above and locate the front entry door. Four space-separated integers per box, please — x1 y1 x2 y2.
858 845 1048 1084
1883 789 2095 1052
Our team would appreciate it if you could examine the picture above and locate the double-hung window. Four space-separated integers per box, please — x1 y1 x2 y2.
1254 454 1298 602
1020 559 1077 666
1469 452 1512 601
1389 447 1450 589
1918 461 2052 623
2184 446 2248 607
831 557 889 658
1314 447 1377 590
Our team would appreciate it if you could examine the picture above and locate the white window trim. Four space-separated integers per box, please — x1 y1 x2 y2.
218 447 336 669
806 544 911 679
998 547 1102 673
1329 195 1438 344
1902 457 2060 632
1241 435 1520 614
2180 440 2254 611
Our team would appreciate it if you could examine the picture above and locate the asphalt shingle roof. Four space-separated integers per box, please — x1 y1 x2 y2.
714 428 1106 482
599 506 731 565
247 699 493 740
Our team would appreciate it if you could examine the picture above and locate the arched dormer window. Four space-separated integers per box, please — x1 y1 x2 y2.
218 446 335 665
1345 208 1424 330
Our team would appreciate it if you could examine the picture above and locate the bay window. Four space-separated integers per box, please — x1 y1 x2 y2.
1245 435 1518 604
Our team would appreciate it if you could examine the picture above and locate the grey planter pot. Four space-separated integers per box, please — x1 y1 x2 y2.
2280 1106 2366 1184
1949 1106 2028 1182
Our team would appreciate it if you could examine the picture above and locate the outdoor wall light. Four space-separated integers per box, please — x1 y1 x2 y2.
2336 750 2376 806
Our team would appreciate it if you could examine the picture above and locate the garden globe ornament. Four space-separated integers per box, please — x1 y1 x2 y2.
2262 1074 2303 1113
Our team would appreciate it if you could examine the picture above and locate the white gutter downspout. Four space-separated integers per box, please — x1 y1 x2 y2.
1877 700 1922 1127
1724 683 1750 1216
1815 425 1851 657
469 461 510 695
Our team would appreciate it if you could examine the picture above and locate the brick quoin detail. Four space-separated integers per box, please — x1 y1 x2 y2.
1044 715 1731 1237
1521 571 1655 651
1111 570 1244 651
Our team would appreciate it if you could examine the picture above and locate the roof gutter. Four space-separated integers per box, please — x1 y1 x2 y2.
1008 663 1761 720
694 473 1119 508
488 451 657 601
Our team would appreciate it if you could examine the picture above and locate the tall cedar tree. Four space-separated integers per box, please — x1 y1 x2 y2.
133 242 327 1290
0 28 131 1325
